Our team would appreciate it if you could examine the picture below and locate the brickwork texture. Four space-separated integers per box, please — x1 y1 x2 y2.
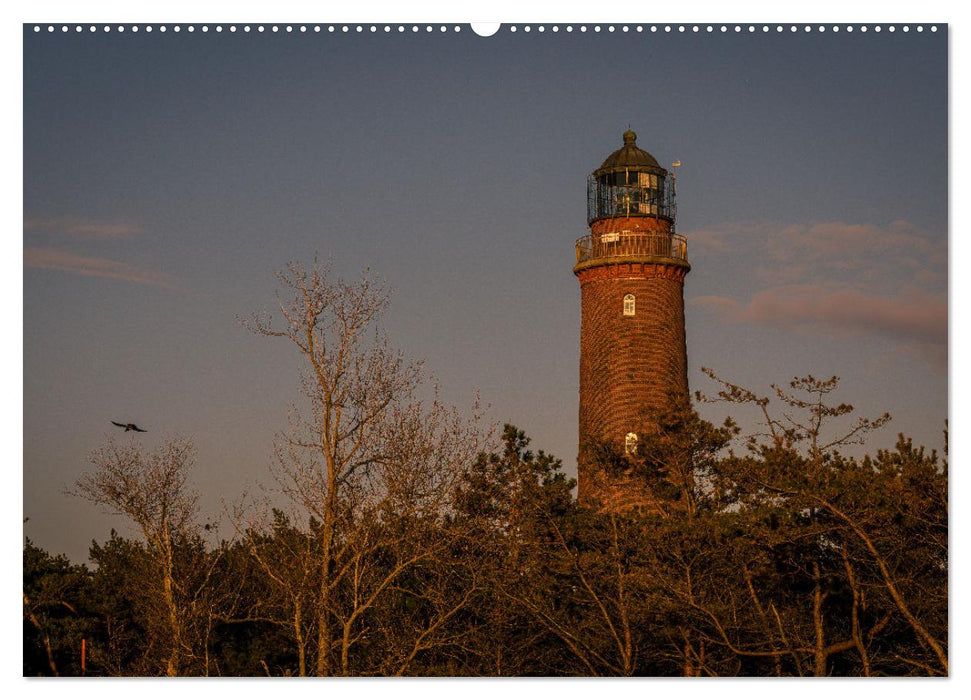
575 218 689 511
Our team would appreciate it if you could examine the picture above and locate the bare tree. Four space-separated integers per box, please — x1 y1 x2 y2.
243 260 483 675
72 437 205 676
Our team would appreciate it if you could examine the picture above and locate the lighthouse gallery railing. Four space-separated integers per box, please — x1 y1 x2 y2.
575 231 688 265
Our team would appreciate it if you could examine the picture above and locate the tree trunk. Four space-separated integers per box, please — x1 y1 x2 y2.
162 537 181 677
812 560 827 677
23 594 58 676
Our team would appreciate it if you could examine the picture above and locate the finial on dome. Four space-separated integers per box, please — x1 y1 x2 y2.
622 129 637 146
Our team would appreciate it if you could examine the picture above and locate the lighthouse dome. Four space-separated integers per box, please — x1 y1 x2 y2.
594 130 665 176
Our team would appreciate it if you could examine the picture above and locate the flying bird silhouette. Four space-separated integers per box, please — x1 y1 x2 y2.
112 421 147 433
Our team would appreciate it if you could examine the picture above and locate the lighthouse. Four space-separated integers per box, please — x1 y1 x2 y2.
574 130 690 511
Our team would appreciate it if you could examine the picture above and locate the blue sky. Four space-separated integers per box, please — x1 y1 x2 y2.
22 23 947 563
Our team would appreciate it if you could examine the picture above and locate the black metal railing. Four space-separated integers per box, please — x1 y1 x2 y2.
575 231 688 265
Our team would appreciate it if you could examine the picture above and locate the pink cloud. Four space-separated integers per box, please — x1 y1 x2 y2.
24 246 182 292
685 219 946 291
692 284 946 346
767 220 942 265
24 217 141 240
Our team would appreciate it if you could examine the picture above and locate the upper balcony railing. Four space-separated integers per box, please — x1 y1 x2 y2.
575 231 688 266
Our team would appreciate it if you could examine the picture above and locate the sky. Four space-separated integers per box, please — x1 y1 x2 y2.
22 22 947 564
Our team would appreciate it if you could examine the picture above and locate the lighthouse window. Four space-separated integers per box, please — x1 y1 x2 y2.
638 172 658 189
625 433 638 455
623 294 636 316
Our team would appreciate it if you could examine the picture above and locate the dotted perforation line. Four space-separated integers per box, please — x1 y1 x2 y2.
31 24 466 34
504 24 937 34
31 23 940 35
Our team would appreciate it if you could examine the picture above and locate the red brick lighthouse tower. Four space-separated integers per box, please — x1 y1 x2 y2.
574 130 690 511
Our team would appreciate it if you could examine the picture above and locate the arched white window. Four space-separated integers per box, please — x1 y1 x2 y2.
623 294 635 316
625 432 638 455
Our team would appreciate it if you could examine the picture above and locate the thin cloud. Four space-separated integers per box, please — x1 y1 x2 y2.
684 222 773 254
692 285 946 346
24 246 183 292
24 217 141 240
685 219 946 291
768 220 944 267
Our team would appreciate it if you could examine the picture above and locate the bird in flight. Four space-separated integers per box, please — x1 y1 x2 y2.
112 421 147 433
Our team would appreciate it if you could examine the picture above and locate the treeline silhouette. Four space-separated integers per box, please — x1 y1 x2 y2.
24 407 947 676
